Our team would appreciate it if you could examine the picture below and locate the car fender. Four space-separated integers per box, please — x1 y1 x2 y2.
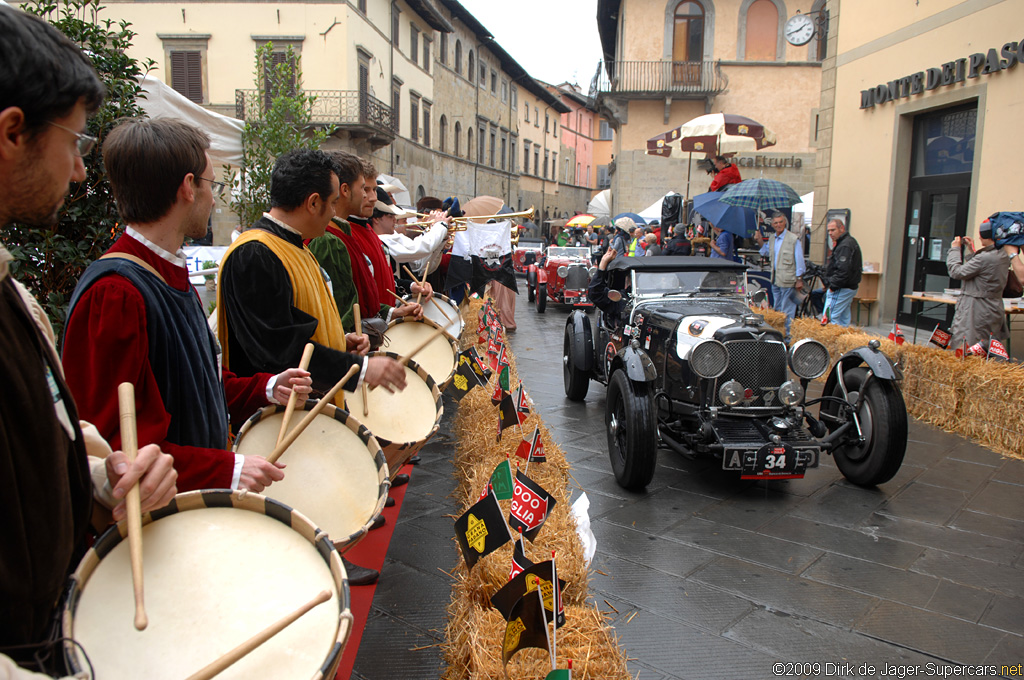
617 342 657 383
536 267 549 285
823 344 903 396
527 266 538 289
565 310 594 373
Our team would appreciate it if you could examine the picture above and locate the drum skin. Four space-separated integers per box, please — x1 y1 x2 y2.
233 402 389 553
405 292 463 341
382 317 459 390
343 352 442 479
63 489 352 680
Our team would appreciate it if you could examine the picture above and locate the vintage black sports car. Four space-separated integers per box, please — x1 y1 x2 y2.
563 256 907 490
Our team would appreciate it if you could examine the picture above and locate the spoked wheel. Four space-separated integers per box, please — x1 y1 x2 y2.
562 331 589 402
828 367 907 486
537 284 547 313
605 370 657 490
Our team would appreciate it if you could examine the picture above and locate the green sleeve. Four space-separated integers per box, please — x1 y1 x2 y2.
308 232 358 332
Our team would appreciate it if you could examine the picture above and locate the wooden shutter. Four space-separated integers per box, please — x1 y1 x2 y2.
170 50 203 103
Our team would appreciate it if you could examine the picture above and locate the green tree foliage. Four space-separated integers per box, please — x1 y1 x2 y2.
229 44 328 229
3 0 153 341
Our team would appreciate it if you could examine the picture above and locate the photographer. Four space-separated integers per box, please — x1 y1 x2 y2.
709 155 742 192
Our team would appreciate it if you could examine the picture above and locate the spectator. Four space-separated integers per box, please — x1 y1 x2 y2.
822 218 862 326
644 233 662 256
611 217 634 254
947 222 1010 348
629 227 645 256
756 211 805 342
664 224 692 256
709 225 735 260
709 155 742 192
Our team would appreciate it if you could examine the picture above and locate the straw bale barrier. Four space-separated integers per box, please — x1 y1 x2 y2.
442 299 630 680
754 307 1024 460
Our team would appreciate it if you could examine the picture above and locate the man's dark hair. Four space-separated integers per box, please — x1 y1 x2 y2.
103 118 209 223
0 6 104 136
270 149 337 211
326 150 364 188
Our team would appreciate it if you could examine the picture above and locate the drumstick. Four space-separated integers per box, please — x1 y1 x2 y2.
402 264 425 306
389 288 453 325
397 324 450 368
116 382 147 632
353 304 369 417
275 343 314 448
266 365 359 464
184 590 331 680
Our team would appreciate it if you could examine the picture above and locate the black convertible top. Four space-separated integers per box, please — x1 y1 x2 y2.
606 255 748 273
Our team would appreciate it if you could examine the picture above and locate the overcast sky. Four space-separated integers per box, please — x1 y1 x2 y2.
457 0 604 89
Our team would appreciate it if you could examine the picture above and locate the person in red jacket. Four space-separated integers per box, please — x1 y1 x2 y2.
63 118 312 493
709 155 742 192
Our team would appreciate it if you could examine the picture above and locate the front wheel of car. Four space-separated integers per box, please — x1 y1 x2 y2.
527 282 536 303
605 370 657 490
563 331 589 402
829 367 907 487
537 284 547 313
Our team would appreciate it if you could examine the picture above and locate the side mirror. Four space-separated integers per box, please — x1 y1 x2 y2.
608 290 623 303
749 289 767 306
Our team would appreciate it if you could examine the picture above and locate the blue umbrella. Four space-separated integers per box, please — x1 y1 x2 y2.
691 191 758 237
613 212 646 226
717 178 802 212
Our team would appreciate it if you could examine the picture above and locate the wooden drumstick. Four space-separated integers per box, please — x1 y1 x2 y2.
275 343 314 448
402 264 425 306
116 382 147 632
398 324 450 368
353 304 369 417
266 364 360 464
184 590 331 680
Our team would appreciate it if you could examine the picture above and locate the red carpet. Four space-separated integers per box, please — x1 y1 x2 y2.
334 461 413 680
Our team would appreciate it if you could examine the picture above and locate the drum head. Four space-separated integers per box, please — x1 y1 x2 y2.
383 318 458 388
407 293 463 340
344 363 438 446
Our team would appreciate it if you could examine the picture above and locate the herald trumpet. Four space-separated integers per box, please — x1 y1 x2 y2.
449 206 535 224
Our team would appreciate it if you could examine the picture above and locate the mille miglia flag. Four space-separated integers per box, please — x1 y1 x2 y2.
928 324 952 349
498 364 511 392
448 350 488 400
491 382 506 406
491 560 566 628
454 488 512 570
515 427 544 462
509 469 556 541
514 383 531 414
490 459 514 501
501 585 550 666
509 537 534 580
497 392 521 441
466 345 491 380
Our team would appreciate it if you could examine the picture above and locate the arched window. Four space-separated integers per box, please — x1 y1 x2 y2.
467 50 475 82
455 40 463 74
454 121 462 156
672 1 705 84
467 127 474 160
416 185 426 203
741 0 780 61
439 115 447 153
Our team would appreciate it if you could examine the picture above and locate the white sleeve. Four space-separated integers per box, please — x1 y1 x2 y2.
381 223 448 263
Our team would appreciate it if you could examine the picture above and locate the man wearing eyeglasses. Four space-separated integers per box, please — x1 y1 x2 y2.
0 7 179 674
62 117 314 497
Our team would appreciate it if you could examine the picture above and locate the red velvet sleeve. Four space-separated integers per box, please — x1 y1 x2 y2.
62 276 235 490
223 369 270 430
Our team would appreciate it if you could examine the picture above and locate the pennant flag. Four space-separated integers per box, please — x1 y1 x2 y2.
545 669 571 680
467 346 492 380
501 587 550 666
515 437 532 461
497 392 520 441
454 488 512 570
486 337 500 358
498 364 511 392
509 468 556 541
448 350 489 400
446 219 519 296
988 335 1010 362
509 537 534 580
928 324 952 349
514 383 531 414
488 342 508 373
491 560 566 628
551 556 565 627
528 427 546 463
491 382 506 406
497 343 510 369
478 481 493 501
968 341 987 357
490 459 515 501
820 303 830 326
887 319 905 345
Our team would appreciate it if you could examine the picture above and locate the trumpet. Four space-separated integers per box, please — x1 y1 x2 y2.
449 206 535 224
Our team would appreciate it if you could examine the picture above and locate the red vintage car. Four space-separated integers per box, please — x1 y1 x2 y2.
526 246 596 313
512 239 545 275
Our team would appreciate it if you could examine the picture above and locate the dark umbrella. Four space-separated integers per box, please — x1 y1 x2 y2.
691 191 758 237
718 178 802 212
612 212 646 226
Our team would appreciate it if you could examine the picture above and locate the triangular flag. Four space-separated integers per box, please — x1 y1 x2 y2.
490 459 514 500
515 437 532 461
498 364 511 392
928 324 952 349
968 341 987 357
528 427 546 463
955 337 969 359
514 383 532 414
509 468 556 541
497 392 519 441
820 303 830 326
491 381 506 406
501 588 550 666
988 335 1010 362
887 319 905 345
491 560 566 628
545 669 571 680
448 350 488 400
454 488 512 570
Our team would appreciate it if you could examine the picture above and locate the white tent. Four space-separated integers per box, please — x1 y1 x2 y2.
638 192 680 222
587 189 611 218
138 75 244 167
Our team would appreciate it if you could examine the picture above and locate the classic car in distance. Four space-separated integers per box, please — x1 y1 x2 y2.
512 239 545 275
562 256 907 490
527 246 596 313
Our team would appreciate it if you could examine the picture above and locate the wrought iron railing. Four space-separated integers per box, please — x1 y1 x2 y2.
234 89 396 136
594 60 727 97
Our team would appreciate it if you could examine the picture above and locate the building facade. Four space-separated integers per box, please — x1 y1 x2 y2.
549 82 613 208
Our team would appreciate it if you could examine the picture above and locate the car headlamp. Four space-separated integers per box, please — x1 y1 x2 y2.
719 379 744 406
589 266 598 278
788 339 830 380
690 340 728 379
779 380 804 406
557 266 569 278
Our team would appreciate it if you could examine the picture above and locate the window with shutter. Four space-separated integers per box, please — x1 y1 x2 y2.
170 50 203 103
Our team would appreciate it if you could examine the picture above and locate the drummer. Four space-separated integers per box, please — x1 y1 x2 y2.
62 118 313 494
0 6 177 675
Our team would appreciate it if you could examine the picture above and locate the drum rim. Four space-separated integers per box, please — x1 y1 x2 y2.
396 298 464 342
62 489 352 677
383 317 460 385
345 352 443 449
232 403 391 552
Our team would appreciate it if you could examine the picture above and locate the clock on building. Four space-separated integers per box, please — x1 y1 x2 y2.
784 13 815 46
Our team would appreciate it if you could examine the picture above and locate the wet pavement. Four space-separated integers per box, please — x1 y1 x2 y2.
352 294 1024 679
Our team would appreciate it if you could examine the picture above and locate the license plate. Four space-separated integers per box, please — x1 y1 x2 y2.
738 443 806 480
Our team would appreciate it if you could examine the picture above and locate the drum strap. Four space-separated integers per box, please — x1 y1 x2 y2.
99 253 168 286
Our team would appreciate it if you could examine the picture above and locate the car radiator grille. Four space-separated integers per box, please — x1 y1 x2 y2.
713 340 788 406
564 266 589 290
712 417 816 448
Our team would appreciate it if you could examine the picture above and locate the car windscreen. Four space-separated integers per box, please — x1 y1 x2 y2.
633 269 745 296
546 247 591 259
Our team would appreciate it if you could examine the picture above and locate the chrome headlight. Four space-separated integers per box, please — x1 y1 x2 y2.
788 339 830 379
589 267 598 277
779 380 804 406
719 379 744 406
690 340 729 379
557 266 568 278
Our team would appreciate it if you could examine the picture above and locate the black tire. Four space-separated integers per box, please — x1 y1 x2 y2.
829 367 907 487
527 283 536 303
563 330 590 402
605 370 657 490
537 284 547 313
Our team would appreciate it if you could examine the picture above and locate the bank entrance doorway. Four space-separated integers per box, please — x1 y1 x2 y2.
897 103 977 330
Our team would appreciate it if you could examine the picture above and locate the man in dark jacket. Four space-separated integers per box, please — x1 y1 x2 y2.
823 218 862 326
663 224 692 256
588 247 629 327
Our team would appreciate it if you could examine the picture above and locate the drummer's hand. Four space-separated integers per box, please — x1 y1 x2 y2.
364 356 407 393
345 332 370 356
108 444 177 522
411 281 434 301
393 302 423 320
272 368 312 406
237 456 286 494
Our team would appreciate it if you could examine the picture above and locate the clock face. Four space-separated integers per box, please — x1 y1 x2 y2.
785 14 815 46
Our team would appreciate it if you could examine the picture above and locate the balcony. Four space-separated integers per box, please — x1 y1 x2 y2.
235 89 396 145
594 60 727 99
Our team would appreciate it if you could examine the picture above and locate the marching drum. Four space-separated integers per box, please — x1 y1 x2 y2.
343 352 442 479
233 402 389 553
64 489 352 680
405 292 464 341
382 317 459 390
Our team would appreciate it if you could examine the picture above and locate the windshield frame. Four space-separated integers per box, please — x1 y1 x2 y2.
630 269 748 300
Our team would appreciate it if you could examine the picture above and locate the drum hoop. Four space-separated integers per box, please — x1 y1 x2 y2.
391 306 463 345
63 489 351 676
359 351 444 445
382 318 460 383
